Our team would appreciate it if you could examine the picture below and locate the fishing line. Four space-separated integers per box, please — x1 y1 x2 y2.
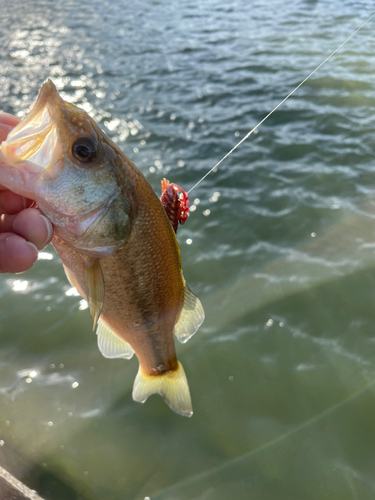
187 11 375 194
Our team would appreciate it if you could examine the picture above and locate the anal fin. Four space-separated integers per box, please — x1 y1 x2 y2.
96 318 134 359
174 283 204 343
132 361 193 417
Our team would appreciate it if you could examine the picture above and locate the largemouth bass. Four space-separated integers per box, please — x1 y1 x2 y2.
0 80 204 417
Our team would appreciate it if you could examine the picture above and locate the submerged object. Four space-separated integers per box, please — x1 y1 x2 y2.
0 80 204 417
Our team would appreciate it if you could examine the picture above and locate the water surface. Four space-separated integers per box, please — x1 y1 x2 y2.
1 1 375 499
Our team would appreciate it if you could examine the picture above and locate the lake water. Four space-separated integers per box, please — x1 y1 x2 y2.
1 0 375 499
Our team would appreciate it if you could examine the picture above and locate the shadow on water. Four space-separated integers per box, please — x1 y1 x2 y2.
0 441 88 500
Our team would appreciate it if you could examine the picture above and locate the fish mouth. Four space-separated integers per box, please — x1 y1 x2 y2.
1 80 63 172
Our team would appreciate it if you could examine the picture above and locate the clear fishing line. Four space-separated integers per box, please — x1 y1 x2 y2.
187 11 375 194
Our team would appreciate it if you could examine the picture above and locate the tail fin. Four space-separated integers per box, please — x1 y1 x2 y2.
132 361 193 417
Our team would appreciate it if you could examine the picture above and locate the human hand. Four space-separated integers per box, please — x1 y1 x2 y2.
0 111 53 273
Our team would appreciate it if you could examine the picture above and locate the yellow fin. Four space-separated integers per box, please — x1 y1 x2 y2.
132 361 193 417
83 259 104 330
96 319 134 359
174 283 204 343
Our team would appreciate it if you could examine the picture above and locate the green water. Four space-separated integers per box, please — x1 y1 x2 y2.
1 0 375 498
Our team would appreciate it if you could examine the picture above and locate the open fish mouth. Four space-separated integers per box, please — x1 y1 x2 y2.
1 80 63 173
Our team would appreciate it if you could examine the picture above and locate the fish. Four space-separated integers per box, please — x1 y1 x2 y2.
0 80 204 417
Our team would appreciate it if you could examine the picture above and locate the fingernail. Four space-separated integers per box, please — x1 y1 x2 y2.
40 215 53 247
26 241 39 255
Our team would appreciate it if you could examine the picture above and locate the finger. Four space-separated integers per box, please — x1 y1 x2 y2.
0 111 21 128
0 190 33 214
0 112 20 144
9 208 53 250
0 233 38 273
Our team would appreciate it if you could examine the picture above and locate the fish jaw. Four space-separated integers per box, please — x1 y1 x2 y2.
0 80 64 199
1 80 63 174
0 152 39 199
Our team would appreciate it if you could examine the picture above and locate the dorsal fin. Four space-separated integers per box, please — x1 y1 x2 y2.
174 283 204 344
96 318 134 359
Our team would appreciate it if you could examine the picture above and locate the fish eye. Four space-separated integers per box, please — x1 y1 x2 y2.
72 137 98 163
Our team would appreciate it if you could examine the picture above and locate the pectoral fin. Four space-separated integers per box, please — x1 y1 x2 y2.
84 259 104 330
174 283 204 343
96 319 134 359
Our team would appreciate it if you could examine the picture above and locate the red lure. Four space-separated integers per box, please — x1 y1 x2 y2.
160 178 190 234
